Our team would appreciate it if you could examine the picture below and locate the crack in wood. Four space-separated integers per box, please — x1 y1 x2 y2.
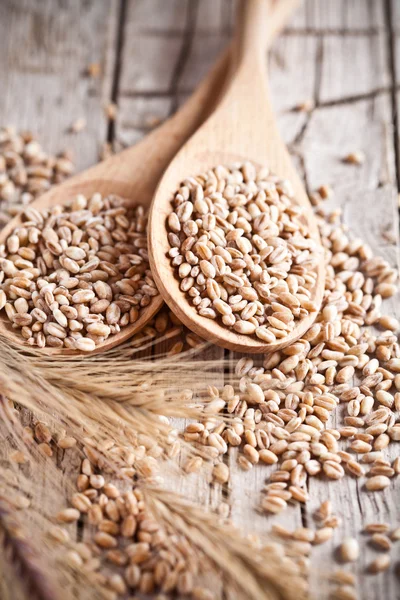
168 0 199 117
107 0 127 144
292 34 323 148
289 148 311 197
117 27 387 38
316 86 395 107
119 86 400 107
384 0 400 190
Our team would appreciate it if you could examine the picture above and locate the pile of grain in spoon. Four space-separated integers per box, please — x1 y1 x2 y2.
0 194 157 351
167 161 320 342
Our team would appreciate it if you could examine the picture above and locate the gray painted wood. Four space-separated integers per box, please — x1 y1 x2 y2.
290 0 386 31
299 5 400 597
0 0 117 172
1 0 400 598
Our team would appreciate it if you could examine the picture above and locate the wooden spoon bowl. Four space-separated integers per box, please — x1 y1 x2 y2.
149 0 324 353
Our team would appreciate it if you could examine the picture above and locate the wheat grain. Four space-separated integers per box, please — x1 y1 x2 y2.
369 533 392 551
364 523 390 534
343 151 365 165
331 585 358 600
368 554 390 573
365 476 390 491
70 118 87 133
339 538 359 563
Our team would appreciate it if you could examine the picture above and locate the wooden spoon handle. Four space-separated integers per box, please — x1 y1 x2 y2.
234 0 300 69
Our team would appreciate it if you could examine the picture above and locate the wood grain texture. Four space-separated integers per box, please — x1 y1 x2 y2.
289 0 385 31
0 0 118 172
1 0 400 599
298 6 400 596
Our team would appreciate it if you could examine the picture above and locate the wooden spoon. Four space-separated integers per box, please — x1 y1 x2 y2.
0 0 297 355
149 0 324 354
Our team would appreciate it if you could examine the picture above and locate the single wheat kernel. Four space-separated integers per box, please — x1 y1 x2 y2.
94 531 118 549
313 527 333 545
70 117 87 133
259 449 279 464
9 450 27 464
293 99 315 112
71 493 92 513
339 538 359 562
48 526 70 543
184 457 203 474
34 422 52 443
318 184 333 199
331 585 357 600
364 523 390 534
365 476 390 491
261 495 287 514
56 508 80 523
65 550 84 568
330 570 356 586
212 462 230 483
58 436 77 449
343 151 365 165
369 533 391 551
368 554 390 573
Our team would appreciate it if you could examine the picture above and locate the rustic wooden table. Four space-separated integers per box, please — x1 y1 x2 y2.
0 1 400 599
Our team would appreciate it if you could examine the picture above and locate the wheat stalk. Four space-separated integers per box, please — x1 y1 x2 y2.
0 334 301 600
144 485 306 600
0 399 297 600
0 497 60 600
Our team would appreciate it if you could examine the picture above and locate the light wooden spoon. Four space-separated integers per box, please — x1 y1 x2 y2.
0 0 297 355
149 0 324 354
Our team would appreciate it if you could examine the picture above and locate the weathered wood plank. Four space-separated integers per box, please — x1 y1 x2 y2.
392 0 400 181
126 0 190 32
300 10 400 595
0 0 117 171
390 0 400 31
290 0 385 32
318 34 390 103
269 33 319 144
119 0 190 95
196 0 236 32
115 96 172 147
299 96 395 194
